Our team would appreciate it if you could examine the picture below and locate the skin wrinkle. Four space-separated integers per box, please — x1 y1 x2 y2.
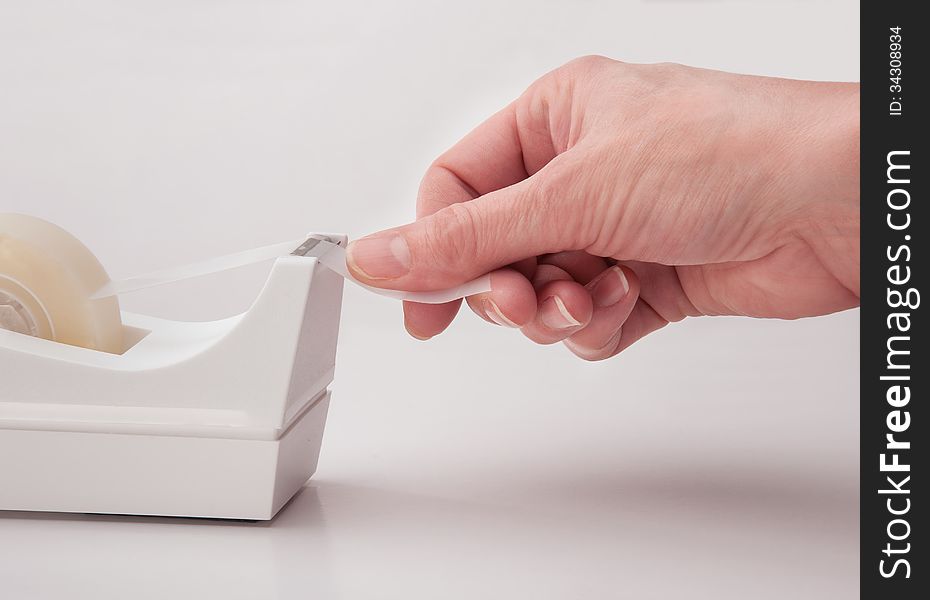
615 152 678 260
420 203 481 282
691 239 856 320
431 164 480 202
678 263 728 318
705 176 759 262
612 297 668 357
586 133 655 258
669 267 703 319
794 222 861 301
524 161 580 254
560 56 591 151
514 104 536 180
632 263 701 323
798 236 860 306
519 64 569 164
712 260 768 317
448 202 486 270
515 90 559 177
575 180 606 253
713 86 795 257
567 73 591 151
585 150 630 257
664 119 753 262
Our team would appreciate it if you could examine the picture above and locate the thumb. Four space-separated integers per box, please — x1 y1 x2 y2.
346 178 576 291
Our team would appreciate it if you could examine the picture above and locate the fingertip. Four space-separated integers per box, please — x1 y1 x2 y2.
566 266 639 353
521 279 593 345
585 265 637 308
564 328 625 361
405 325 433 341
538 280 594 329
565 293 669 361
466 268 537 328
403 299 461 340
345 232 412 284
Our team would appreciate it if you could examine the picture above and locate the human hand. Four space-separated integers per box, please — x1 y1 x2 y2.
346 56 860 360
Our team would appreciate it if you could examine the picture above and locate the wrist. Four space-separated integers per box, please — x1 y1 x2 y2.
779 82 860 298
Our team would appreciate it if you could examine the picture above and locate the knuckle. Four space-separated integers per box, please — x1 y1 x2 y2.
534 55 615 99
566 54 614 74
524 166 585 249
622 61 687 99
642 61 686 83
554 55 614 90
651 60 684 72
428 202 484 266
521 183 561 247
417 162 480 219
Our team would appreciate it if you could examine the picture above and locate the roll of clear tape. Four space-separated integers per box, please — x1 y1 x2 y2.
0 213 123 353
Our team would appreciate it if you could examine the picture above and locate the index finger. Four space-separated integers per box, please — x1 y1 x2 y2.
417 88 560 218
407 92 560 339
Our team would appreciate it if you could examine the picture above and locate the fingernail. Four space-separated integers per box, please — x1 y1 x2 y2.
587 266 629 308
484 298 519 328
539 296 582 330
347 235 411 280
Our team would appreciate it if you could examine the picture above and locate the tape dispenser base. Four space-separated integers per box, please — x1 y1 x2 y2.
0 232 346 520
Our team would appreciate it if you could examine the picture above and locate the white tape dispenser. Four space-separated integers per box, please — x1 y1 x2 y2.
0 214 347 520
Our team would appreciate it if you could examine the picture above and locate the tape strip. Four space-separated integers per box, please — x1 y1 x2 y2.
91 239 307 299
91 237 491 304
310 239 491 304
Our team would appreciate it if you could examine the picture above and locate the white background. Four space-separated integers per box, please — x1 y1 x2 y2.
0 1 859 598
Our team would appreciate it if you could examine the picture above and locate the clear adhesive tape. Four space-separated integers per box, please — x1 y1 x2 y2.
0 213 123 353
91 236 492 305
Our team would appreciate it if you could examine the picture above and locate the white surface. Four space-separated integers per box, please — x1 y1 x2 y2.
0 1 858 598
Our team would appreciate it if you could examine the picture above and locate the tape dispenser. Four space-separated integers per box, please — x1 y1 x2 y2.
0 214 344 520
